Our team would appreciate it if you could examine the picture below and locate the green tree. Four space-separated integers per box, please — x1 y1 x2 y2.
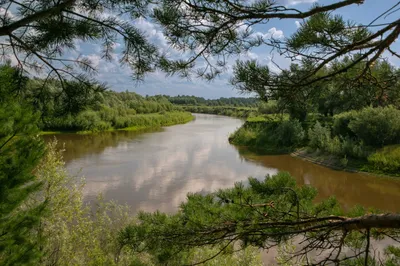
0 64 46 265
154 0 398 82
0 0 158 82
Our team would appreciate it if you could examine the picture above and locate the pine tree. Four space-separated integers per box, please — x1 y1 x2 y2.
0 64 46 265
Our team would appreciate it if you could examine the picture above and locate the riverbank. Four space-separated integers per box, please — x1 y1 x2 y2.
229 116 400 178
291 149 400 178
41 111 194 135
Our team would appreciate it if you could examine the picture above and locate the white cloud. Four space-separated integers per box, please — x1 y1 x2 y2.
282 0 318 6
0 7 14 20
84 54 101 68
295 21 301 28
134 17 169 50
252 27 284 40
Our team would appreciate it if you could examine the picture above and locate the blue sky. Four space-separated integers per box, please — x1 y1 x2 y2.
73 0 400 99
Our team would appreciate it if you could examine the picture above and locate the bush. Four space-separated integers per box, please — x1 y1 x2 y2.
368 145 400 173
229 126 259 146
332 110 357 138
257 101 278 114
229 120 304 151
307 122 369 158
76 110 111 132
275 120 305 147
348 106 400 147
308 121 331 150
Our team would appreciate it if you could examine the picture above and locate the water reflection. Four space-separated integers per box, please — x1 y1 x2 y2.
43 114 400 214
44 114 270 213
236 147 400 212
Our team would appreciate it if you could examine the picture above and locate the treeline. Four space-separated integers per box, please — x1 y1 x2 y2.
164 95 260 107
174 99 279 119
0 65 192 132
233 58 400 121
36 88 192 132
180 105 255 118
230 58 400 175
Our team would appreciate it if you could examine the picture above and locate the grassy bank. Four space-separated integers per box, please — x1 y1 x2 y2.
291 149 400 178
41 111 194 134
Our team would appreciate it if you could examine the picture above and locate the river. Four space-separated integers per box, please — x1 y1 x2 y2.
43 113 400 213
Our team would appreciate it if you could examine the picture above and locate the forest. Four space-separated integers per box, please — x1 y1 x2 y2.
2 0 400 266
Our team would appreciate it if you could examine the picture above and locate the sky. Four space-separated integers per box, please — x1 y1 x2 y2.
6 0 400 99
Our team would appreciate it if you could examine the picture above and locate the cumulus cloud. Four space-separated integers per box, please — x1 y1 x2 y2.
134 17 169 50
295 20 301 28
281 0 318 6
252 27 284 40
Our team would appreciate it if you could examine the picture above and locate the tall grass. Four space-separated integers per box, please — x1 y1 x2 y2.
367 145 400 174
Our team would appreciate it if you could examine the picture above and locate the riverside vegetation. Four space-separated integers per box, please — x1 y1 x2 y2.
229 58 400 176
1 65 194 134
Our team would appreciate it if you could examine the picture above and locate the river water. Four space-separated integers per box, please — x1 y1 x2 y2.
43 113 400 213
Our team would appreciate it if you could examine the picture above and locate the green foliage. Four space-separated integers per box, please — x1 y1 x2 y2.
0 65 46 265
0 67 193 133
308 121 368 159
229 120 304 152
0 0 160 81
120 172 388 264
307 121 331 151
230 60 271 100
332 110 357 137
348 106 400 147
367 145 400 174
166 95 260 107
76 110 112 132
32 141 138 265
274 120 305 147
182 105 255 118
257 100 278 114
30 141 262 265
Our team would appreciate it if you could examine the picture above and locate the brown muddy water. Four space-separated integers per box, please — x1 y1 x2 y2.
42 113 400 214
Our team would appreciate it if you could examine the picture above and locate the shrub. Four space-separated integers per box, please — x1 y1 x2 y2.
307 122 369 158
367 145 400 173
332 110 357 138
308 121 331 150
230 120 304 151
76 110 111 132
258 101 278 114
340 156 349 167
326 136 342 155
348 106 400 147
275 119 305 147
229 125 259 146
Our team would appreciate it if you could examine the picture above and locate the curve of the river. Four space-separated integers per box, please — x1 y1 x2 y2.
43 113 400 213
